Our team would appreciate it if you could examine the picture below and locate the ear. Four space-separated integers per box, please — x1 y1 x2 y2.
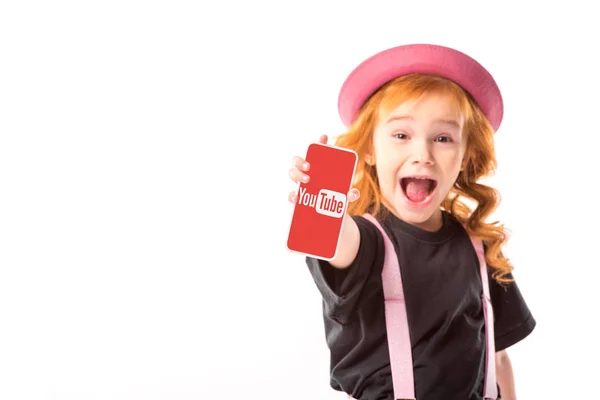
365 153 375 166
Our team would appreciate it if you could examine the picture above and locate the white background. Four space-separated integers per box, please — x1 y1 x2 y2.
1 1 598 399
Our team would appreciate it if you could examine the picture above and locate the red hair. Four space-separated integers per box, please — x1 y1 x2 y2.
334 73 514 285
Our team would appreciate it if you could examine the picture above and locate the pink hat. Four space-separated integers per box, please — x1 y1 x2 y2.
337 44 504 132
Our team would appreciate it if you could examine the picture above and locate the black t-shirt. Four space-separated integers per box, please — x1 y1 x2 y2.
306 209 536 400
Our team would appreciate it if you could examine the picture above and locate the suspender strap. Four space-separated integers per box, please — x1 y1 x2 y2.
362 214 415 400
469 238 498 399
362 213 497 400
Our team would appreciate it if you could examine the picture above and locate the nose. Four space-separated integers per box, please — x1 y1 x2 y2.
411 139 434 165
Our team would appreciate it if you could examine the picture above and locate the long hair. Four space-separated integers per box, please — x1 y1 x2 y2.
334 73 514 285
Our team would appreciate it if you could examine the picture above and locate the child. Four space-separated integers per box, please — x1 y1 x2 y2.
287 44 536 400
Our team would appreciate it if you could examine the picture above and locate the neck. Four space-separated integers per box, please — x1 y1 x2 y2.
412 209 444 232
381 201 445 232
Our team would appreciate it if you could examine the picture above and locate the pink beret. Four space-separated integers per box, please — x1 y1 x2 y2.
337 44 504 132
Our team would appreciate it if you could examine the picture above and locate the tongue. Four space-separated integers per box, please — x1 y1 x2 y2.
405 178 431 203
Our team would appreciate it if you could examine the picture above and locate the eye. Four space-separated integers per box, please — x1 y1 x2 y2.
435 136 453 143
393 133 408 140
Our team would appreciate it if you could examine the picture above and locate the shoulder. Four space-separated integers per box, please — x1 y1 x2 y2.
304 214 386 322
459 236 537 350
481 250 537 350
306 214 385 279
354 214 386 241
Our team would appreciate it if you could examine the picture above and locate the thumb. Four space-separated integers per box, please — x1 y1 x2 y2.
347 188 360 203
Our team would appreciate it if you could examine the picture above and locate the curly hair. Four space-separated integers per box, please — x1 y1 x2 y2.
334 73 514 285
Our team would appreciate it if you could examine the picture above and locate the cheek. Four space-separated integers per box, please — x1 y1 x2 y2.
375 157 402 192
440 147 464 167
440 153 464 184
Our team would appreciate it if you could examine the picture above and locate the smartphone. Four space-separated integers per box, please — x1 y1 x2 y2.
286 142 358 261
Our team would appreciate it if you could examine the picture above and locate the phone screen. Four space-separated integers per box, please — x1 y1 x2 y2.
286 143 358 260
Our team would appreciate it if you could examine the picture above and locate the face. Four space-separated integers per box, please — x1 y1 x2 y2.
369 93 468 231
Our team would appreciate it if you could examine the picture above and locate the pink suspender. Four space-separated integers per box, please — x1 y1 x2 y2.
473 234 498 400
362 214 415 399
362 214 498 400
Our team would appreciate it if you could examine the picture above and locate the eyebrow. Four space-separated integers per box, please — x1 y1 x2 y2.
385 115 462 129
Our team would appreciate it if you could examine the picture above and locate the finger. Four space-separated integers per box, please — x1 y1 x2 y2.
347 188 360 203
289 167 310 184
318 134 328 144
291 155 310 171
288 191 298 203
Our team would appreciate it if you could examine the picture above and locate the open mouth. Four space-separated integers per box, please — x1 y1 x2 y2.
400 176 438 204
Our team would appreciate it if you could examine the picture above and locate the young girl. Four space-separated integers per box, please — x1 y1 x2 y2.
287 44 536 400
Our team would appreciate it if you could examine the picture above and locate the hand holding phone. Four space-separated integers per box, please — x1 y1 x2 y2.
287 136 358 260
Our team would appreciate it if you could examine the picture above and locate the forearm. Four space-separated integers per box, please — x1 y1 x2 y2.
496 350 516 400
329 214 360 269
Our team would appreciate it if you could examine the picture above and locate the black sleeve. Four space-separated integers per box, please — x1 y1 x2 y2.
488 268 537 351
305 215 384 324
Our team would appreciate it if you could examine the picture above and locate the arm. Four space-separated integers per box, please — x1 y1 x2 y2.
485 253 536 400
305 213 383 324
496 350 516 400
